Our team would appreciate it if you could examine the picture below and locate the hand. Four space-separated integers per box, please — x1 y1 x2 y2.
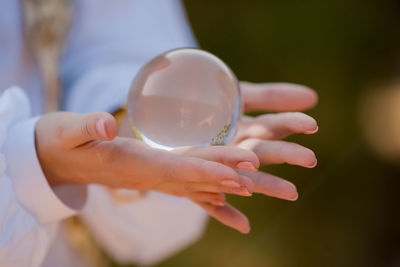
35 112 261 205
195 82 319 233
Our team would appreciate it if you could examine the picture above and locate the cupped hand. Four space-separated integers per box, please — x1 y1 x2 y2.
194 82 319 234
35 112 260 206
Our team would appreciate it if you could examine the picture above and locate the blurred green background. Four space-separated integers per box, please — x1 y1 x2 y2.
149 1 400 267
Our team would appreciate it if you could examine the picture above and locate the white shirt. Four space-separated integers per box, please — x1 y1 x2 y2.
0 1 208 266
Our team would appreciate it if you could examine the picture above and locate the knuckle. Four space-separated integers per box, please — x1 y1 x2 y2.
279 141 294 153
166 159 184 180
198 160 212 178
53 124 66 143
218 184 233 194
81 119 92 138
53 124 72 149
242 138 263 153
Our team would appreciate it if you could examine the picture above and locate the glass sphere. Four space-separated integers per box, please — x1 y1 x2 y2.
126 48 241 150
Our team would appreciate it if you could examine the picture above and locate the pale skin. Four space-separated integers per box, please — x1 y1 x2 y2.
35 81 318 234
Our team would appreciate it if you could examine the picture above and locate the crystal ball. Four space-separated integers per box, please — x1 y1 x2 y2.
126 48 241 150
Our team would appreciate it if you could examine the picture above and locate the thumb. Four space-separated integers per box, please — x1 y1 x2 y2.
61 111 118 148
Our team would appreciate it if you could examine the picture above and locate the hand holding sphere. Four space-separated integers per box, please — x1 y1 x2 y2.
33 46 318 234
125 48 319 233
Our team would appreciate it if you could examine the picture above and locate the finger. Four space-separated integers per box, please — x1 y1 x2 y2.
238 170 298 201
60 112 118 148
168 157 250 186
183 180 252 197
234 112 318 143
241 81 318 112
173 145 260 171
195 201 250 234
155 175 254 197
238 139 317 168
187 192 226 206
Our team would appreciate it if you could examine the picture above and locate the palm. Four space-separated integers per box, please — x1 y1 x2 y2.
197 81 319 233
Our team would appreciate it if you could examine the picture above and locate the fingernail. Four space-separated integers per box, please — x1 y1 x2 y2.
214 201 226 207
96 119 107 138
241 225 251 234
235 187 252 196
236 161 257 171
289 192 299 201
306 160 318 168
305 126 318 134
220 180 241 188
244 188 252 196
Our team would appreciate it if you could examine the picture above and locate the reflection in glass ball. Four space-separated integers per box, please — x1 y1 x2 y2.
126 48 241 150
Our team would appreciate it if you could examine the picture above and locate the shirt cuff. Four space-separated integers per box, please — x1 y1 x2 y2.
3 116 87 224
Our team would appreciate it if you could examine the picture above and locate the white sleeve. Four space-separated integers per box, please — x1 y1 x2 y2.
60 0 208 265
0 87 86 267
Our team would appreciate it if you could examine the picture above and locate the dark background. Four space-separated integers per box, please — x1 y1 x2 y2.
149 1 400 266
